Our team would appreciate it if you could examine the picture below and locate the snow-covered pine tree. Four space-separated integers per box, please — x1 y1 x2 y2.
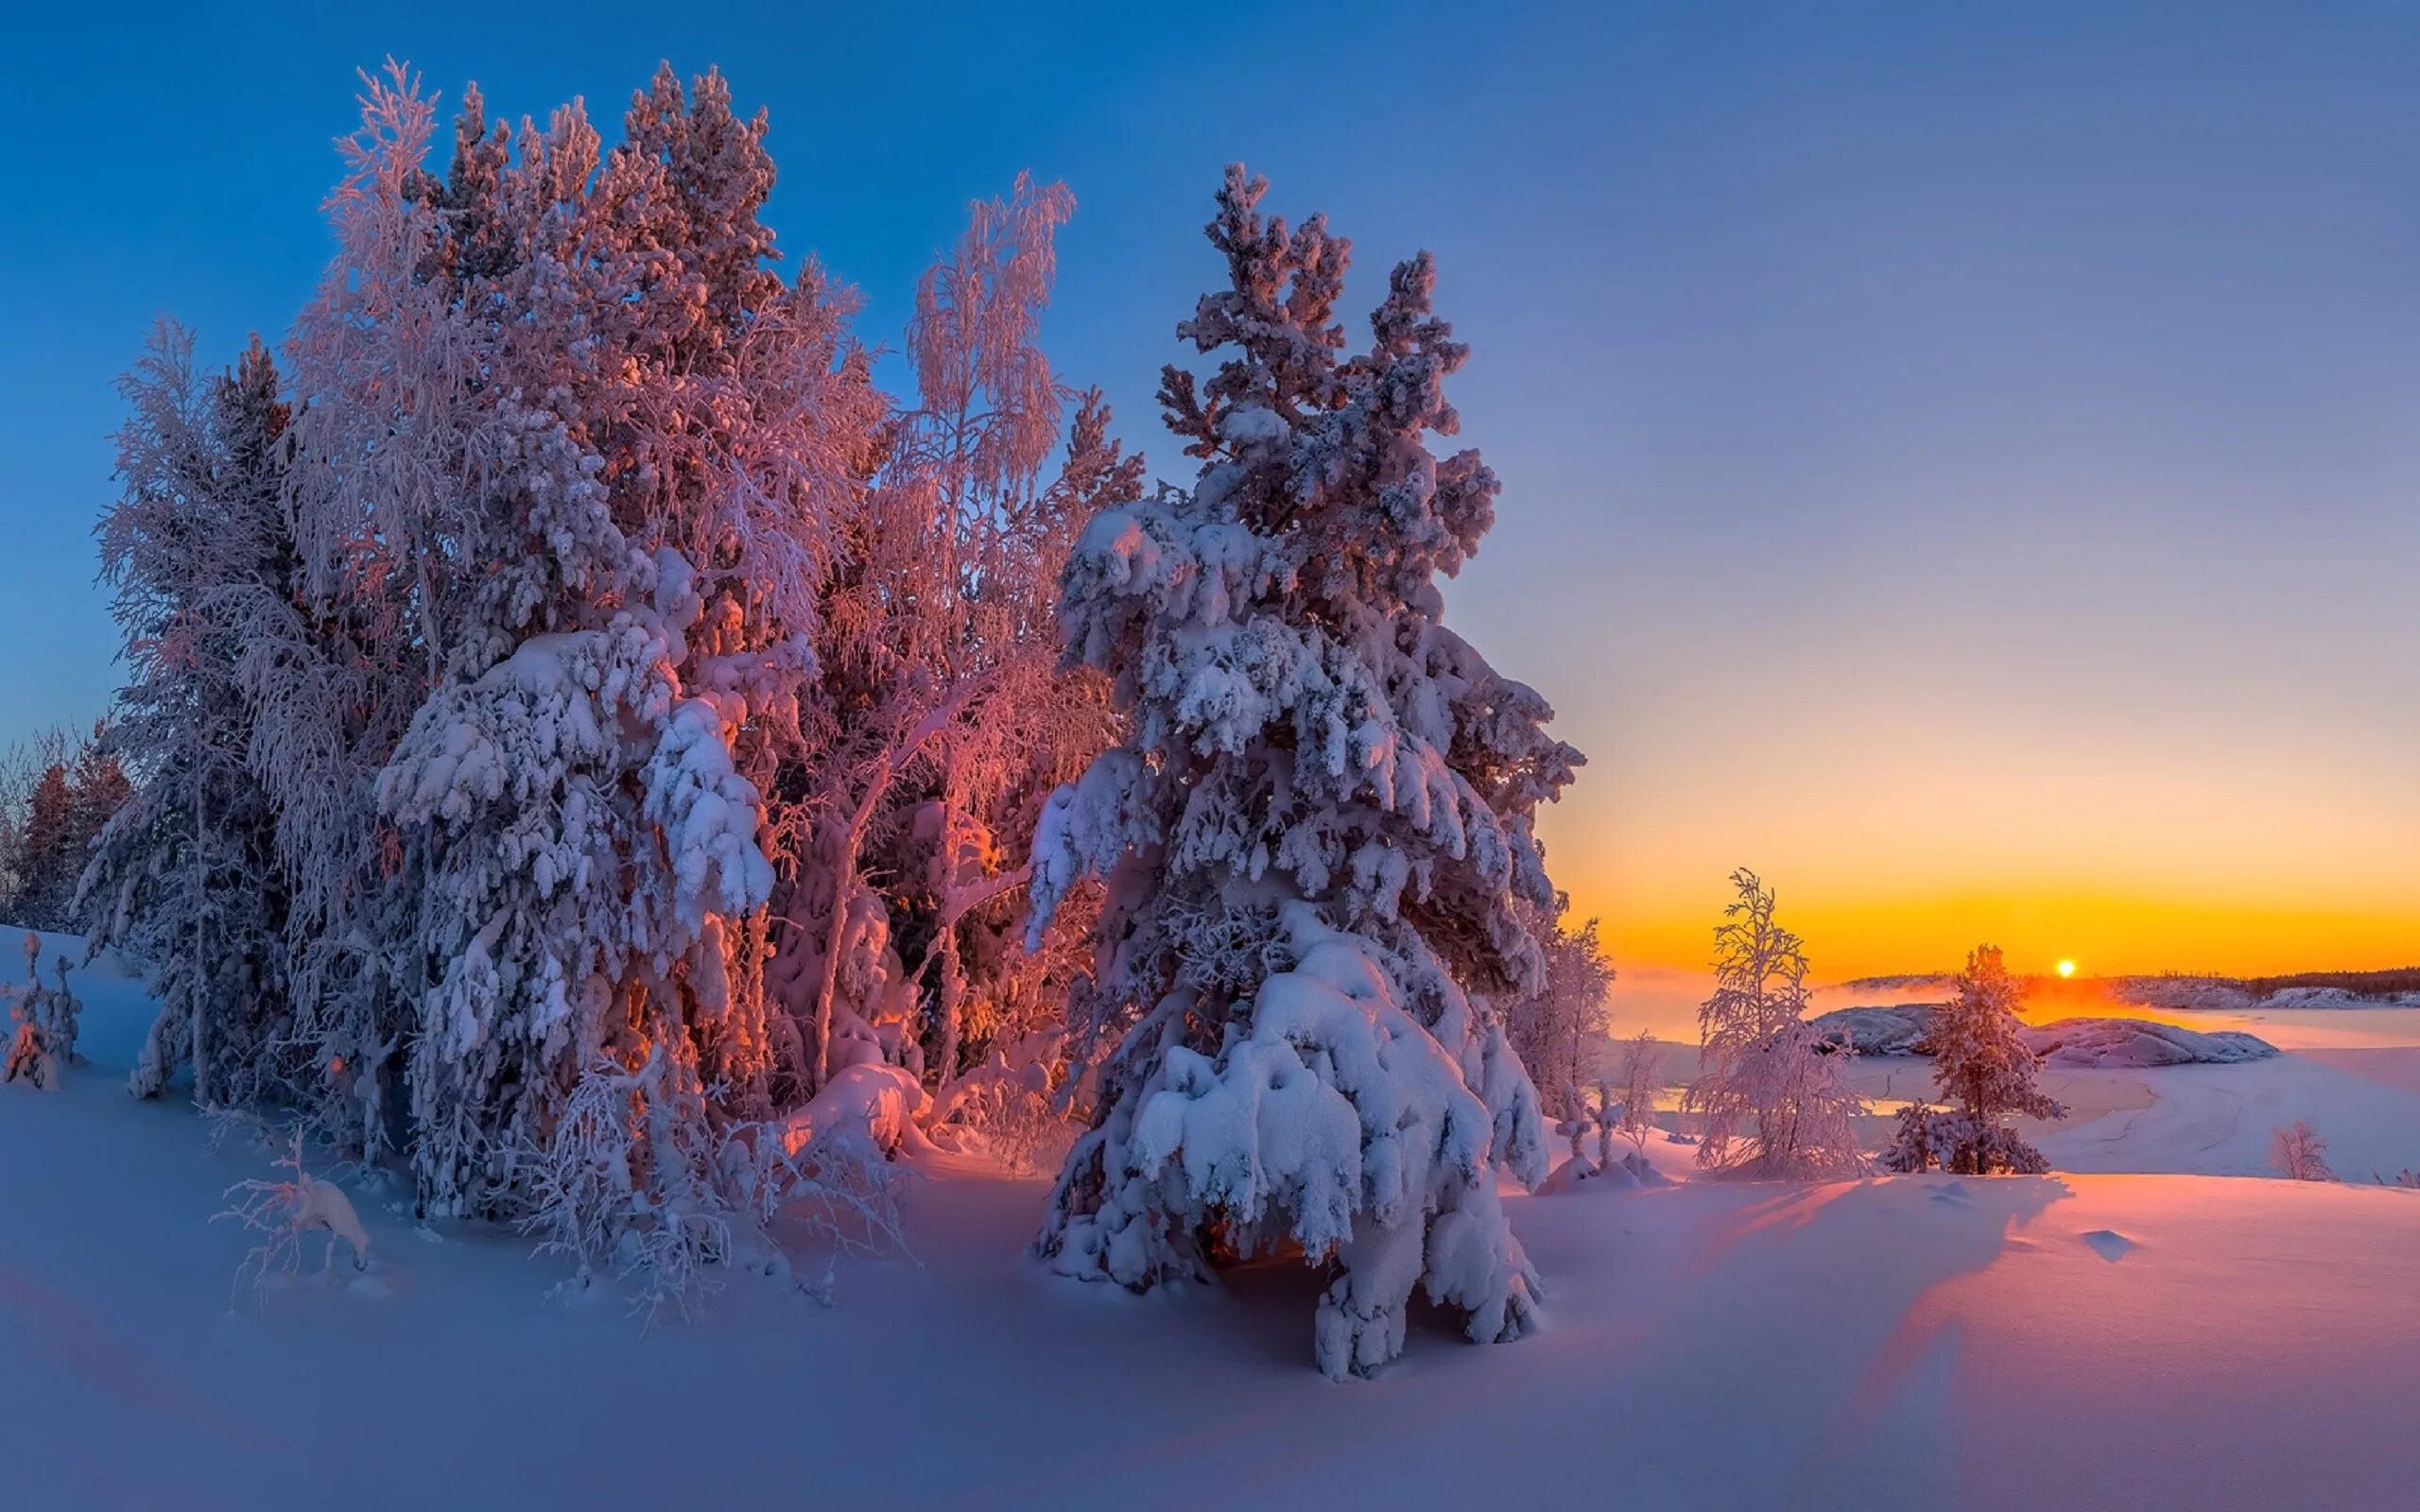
1880 943 2064 1175
82 324 302 1105
1026 166 1582 1379
568 64 888 1114
1683 869 1865 1177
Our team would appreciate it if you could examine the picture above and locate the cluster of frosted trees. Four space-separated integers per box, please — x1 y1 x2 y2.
78 66 1595 1371
0 723 128 932
1682 870 2066 1180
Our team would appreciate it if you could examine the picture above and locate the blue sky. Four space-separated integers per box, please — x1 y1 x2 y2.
3 2 2414 971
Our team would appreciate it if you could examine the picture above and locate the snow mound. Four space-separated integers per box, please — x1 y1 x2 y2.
783 1062 934 1158
1538 1150 1668 1194
2081 1228 2137 1262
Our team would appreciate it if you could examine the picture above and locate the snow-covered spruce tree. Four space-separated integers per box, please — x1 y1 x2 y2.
1027 166 1582 1379
81 324 302 1105
6 765 77 932
0 727 76 922
1683 869 1865 1177
1879 943 2064 1175
1505 899 1616 1119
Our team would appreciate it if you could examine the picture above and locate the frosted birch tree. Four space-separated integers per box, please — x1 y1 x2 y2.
777 178 1137 1114
1505 901 1616 1119
1684 869 1865 1177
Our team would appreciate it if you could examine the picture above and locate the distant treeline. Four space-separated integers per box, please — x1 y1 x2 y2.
1848 967 2420 1003
2238 968 2420 998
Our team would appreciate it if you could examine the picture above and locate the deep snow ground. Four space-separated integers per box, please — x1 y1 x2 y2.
4 941 2417 1510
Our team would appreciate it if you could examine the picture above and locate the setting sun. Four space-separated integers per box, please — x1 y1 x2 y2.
2057 959 2078 979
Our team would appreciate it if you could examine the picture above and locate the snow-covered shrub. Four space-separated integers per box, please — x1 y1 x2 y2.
1549 1082 1617 1182
1543 1080 1668 1194
1880 944 2064 1175
214 1126 372 1305
1880 1104 2052 1177
3 934 79 1091
1684 871 1865 1178
1878 1102 1934 1175
1026 168 1582 1379
926 1026 1073 1174
787 1061 936 1158
2 1022 52 1091
2271 1121 2335 1182
520 1050 908 1321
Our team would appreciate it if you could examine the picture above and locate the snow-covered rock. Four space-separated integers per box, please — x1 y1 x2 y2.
1810 1003 1940 1057
2020 1018 2277 1069
1811 1005 2277 1067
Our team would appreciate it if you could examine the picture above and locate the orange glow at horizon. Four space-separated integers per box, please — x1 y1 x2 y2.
1576 885 2420 981
1543 805 2420 980
1527 693 2420 981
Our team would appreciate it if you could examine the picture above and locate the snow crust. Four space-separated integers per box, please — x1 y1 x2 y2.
3 949 2417 1509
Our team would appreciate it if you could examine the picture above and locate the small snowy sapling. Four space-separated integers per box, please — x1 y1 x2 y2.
215 1127 372 1304
2271 1121 2335 1182
2 934 79 1091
